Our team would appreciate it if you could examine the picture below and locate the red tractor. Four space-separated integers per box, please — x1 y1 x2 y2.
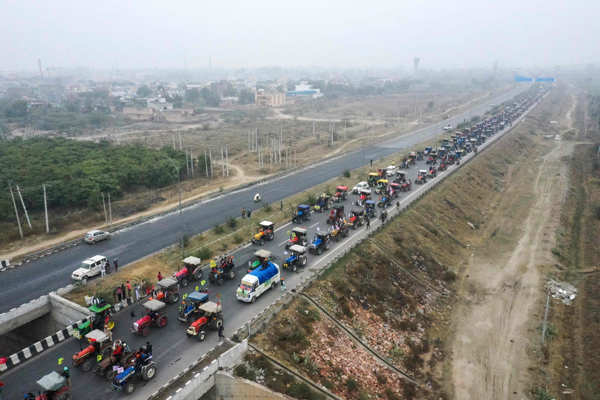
173 256 204 287
72 329 112 372
401 179 412 192
428 166 437 179
31 371 71 400
132 300 168 336
333 185 348 202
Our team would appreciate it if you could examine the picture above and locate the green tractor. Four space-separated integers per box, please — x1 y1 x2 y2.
74 303 114 340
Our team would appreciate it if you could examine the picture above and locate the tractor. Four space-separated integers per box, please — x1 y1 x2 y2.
177 291 209 323
251 221 275 245
112 345 156 395
333 185 348 202
94 339 135 381
329 222 349 242
292 204 311 224
377 195 391 208
389 182 401 198
208 255 236 285
173 256 204 287
186 301 224 341
74 302 114 340
427 166 437 179
154 278 180 304
327 205 345 225
415 170 428 185
375 179 388 194
309 232 330 255
367 172 379 187
131 300 168 336
72 329 112 372
365 200 377 219
31 371 71 400
285 227 308 249
282 245 308 272
248 249 274 270
401 179 412 192
348 209 365 229
314 193 331 212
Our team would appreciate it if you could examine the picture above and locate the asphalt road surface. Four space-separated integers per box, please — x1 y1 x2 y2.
0 85 543 400
1 150 450 399
0 86 526 315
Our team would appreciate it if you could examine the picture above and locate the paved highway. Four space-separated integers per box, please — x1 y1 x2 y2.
0 86 526 315
0 85 543 399
1 149 452 399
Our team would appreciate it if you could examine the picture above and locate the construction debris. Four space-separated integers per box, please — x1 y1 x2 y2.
547 279 577 305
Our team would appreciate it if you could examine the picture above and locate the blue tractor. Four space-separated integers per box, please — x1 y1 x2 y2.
112 345 156 395
309 232 330 255
283 245 308 272
292 204 311 224
177 291 209 323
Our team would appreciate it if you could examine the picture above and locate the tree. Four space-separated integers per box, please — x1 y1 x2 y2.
5 100 28 118
185 88 201 103
136 85 152 97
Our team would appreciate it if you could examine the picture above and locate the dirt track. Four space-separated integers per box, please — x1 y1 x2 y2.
451 138 573 399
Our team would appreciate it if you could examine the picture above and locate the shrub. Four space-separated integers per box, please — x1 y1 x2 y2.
228 216 237 229
343 169 351 178
181 234 190 247
263 202 272 212
233 233 243 244
234 364 256 381
305 193 317 206
195 247 212 260
442 270 457 282
403 383 417 399
214 224 225 234
386 388 400 400
345 377 359 392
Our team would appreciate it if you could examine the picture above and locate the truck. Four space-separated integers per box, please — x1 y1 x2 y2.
236 260 280 303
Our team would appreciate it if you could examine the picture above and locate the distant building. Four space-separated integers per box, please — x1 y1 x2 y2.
147 97 173 111
286 82 322 99
255 88 286 107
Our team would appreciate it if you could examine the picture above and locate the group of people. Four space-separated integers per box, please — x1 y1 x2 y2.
240 207 253 218
100 257 119 277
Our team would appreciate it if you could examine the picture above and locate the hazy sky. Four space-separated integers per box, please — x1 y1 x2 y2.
1 0 598 71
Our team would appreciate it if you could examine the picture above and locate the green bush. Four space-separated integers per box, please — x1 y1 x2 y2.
214 224 225 234
228 216 237 229
345 377 359 392
287 382 323 400
263 202 272 212
343 169 351 178
233 364 256 381
195 247 212 260
233 233 243 244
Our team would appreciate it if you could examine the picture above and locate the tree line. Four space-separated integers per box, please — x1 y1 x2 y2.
0 137 209 221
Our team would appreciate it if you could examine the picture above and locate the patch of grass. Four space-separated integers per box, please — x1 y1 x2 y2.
346 377 359 392
233 364 256 381
532 387 553 400
213 223 225 234
343 169 351 178
232 233 243 244
195 247 212 260
227 216 237 229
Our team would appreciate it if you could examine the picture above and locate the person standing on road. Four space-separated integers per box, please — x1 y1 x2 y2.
157 271 163 282
241 208 246 219
113 258 119 272
218 324 224 341
366 216 370 229
247 208 252 218
281 277 286 291
100 262 106 278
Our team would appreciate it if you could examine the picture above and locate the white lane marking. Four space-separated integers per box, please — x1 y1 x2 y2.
309 222 319 228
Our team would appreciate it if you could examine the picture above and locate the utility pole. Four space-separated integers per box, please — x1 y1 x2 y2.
43 184 49 233
16 185 32 229
9 184 23 239
107 193 112 225
172 135 176 150
101 192 108 223
185 150 190 177
204 150 209 178
225 145 229 176
178 131 183 150
209 149 213 178
190 151 194 176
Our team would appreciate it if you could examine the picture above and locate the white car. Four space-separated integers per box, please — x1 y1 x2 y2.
352 181 370 194
443 124 453 131
385 165 398 176
71 255 108 282
84 230 110 244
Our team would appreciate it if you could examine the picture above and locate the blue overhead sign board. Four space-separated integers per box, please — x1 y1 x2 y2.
535 77 555 82
515 75 533 82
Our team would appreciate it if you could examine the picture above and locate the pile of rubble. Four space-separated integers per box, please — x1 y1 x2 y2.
546 279 577 305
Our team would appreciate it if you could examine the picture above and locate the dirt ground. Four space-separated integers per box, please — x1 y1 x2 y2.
449 92 575 399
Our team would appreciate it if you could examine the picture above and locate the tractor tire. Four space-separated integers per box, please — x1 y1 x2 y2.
324 242 329 251
301 256 307 266
82 359 93 372
216 318 223 329
198 332 206 341
158 316 168 328
170 293 180 304
228 270 235 280
317 247 323 255
292 264 297 272
181 278 189 287
142 365 157 381
106 368 117 381
125 382 136 394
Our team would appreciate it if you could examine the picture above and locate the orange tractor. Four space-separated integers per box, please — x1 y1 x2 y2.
72 329 112 372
